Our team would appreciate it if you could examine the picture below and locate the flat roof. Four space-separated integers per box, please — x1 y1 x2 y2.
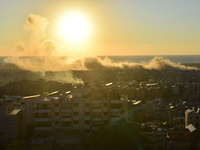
9 109 21 115
133 101 141 105
22 95 40 99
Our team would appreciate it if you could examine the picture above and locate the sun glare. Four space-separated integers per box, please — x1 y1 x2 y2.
58 11 92 43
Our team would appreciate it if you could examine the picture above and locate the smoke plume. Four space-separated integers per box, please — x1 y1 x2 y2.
3 14 199 84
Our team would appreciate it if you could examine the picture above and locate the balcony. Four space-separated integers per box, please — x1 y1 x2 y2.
54 116 59 121
84 107 90 111
73 124 79 129
92 100 102 103
35 101 51 104
103 108 108 111
103 116 109 120
104 99 109 103
73 99 79 103
111 109 121 112
73 107 79 111
92 126 99 130
62 127 71 130
54 108 59 112
111 117 121 122
110 100 121 103
34 109 51 113
84 99 90 103
73 116 79 120
34 118 51 122
34 127 51 130
54 125 60 129
62 109 71 112
92 118 101 121
62 118 71 121
84 125 90 129
84 116 90 120
92 109 101 112
54 99 59 103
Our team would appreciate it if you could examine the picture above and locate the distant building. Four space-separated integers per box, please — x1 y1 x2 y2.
185 108 200 128
168 130 200 149
141 128 173 150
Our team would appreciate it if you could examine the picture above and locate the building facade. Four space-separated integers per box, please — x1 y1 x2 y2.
0 99 26 146
185 108 200 129
33 87 128 133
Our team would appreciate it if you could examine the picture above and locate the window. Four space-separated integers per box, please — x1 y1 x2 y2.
92 121 101 126
85 129 90 133
104 112 108 115
74 112 79 116
85 103 90 107
110 103 121 109
104 121 108 124
85 121 90 124
74 121 79 124
104 103 108 107
73 103 79 107
62 121 71 127
85 112 90 115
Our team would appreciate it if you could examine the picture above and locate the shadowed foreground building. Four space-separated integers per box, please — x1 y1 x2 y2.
0 99 26 146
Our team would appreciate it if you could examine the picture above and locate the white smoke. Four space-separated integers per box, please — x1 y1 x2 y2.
3 14 199 85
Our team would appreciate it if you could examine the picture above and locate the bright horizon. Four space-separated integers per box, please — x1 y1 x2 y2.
1 0 200 56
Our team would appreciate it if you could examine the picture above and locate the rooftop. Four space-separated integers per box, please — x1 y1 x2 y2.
9 109 21 115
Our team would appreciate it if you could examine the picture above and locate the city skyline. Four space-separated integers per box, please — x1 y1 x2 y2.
1 0 200 56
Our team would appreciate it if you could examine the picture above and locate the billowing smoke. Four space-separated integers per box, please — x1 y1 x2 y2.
82 56 198 70
3 14 199 84
4 14 83 84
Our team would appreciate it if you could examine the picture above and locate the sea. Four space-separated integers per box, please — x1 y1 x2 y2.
1 55 200 64
100 55 200 64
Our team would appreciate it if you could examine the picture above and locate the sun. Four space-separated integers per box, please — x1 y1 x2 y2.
58 11 92 43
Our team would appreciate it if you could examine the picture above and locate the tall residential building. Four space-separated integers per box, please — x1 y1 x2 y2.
0 99 26 146
34 87 128 133
21 95 40 125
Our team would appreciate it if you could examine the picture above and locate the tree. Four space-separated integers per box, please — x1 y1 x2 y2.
154 144 164 150
25 123 35 140
5 140 25 150
92 118 154 150
189 135 200 150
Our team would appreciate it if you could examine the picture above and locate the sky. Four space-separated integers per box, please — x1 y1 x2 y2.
1 0 200 56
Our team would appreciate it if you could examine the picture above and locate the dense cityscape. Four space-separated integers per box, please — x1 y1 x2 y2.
2 0 200 149
1 63 200 149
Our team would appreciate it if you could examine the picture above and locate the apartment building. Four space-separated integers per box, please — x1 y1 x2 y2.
0 99 26 146
21 95 40 124
185 108 200 128
33 87 128 133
